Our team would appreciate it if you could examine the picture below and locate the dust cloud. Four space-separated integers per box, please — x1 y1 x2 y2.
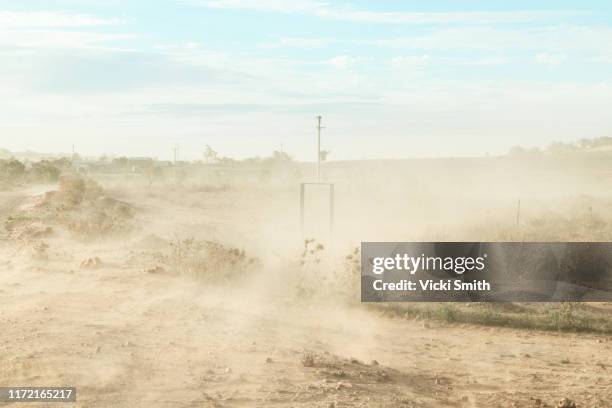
0 152 611 407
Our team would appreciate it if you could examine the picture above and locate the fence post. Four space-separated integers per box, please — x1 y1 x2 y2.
300 183 305 232
329 183 334 235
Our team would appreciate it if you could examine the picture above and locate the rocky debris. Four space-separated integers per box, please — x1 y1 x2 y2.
265 357 273 364
530 397 545 407
331 369 346 378
556 398 576 408
5 217 53 241
335 381 352 390
80 257 102 269
309 352 394 393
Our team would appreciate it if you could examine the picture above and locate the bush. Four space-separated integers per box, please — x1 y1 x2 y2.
56 177 103 206
30 160 62 182
0 159 26 183
169 238 259 282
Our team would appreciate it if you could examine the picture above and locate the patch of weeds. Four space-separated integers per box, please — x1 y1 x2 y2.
377 302 612 335
434 304 457 323
169 238 259 282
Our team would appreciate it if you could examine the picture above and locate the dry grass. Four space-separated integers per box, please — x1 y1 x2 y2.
3 176 134 241
377 302 612 334
169 238 260 282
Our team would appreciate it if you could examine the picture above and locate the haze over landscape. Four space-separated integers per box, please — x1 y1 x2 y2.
1 0 612 160
2 2 612 407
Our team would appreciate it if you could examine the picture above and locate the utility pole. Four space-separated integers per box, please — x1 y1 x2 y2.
316 115 324 181
173 143 179 164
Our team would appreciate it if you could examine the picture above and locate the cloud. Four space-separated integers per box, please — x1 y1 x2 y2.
140 100 377 117
534 52 567 66
390 55 430 69
185 0 579 24
0 11 132 52
327 55 354 69
0 11 125 28
459 57 510 66
365 26 612 58
263 36 331 49
0 30 134 50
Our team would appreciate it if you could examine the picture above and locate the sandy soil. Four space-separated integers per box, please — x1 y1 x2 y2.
0 184 611 408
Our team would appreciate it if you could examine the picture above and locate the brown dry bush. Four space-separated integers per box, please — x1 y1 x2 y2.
0 158 70 189
294 239 326 298
293 240 361 301
169 238 260 282
55 177 104 207
61 199 133 238
0 159 26 188
42 177 133 238
28 159 70 183
300 351 316 367
4 176 134 240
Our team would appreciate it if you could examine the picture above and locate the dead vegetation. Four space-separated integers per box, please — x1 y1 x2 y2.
169 238 260 281
378 301 612 335
293 240 361 302
80 256 103 269
126 237 260 283
0 157 70 189
295 350 456 407
1 151 612 407
289 238 612 335
3 176 134 241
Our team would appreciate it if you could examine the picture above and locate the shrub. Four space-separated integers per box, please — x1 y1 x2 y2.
0 159 26 183
169 238 259 282
30 160 61 182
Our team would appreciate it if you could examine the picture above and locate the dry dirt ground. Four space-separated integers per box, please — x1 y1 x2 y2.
0 183 611 408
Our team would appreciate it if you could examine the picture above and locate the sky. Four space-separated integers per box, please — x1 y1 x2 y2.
0 0 611 161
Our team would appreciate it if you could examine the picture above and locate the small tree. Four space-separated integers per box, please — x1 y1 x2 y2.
203 145 219 164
